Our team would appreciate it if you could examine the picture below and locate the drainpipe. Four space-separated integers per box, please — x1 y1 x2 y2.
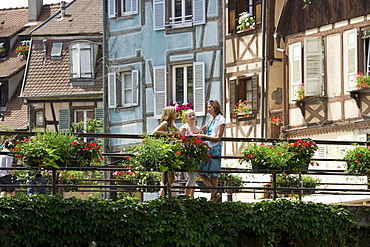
260 0 266 138
102 0 109 200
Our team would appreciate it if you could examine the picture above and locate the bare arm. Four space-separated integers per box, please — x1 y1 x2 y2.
197 124 225 142
152 121 169 135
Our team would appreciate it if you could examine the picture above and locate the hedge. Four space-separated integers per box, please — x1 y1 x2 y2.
0 195 357 247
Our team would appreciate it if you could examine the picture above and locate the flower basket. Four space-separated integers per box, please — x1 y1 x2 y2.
354 71 370 89
239 139 318 174
343 145 370 176
127 134 210 173
237 12 255 32
232 99 252 117
11 131 103 169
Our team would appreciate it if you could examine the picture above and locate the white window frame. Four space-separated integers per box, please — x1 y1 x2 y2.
69 41 95 79
108 70 139 108
172 64 193 104
170 0 193 26
153 62 205 119
108 0 138 18
153 0 205 30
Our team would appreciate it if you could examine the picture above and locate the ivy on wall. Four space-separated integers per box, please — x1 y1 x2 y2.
0 195 357 247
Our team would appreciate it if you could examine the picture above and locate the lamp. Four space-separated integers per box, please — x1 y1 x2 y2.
0 114 5 121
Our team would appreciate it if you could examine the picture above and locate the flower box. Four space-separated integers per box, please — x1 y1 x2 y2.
240 139 318 174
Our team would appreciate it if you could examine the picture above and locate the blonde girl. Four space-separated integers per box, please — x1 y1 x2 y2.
152 106 179 196
180 109 202 199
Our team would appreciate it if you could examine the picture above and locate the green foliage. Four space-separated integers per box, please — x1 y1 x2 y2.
72 118 103 133
128 134 209 173
11 131 103 168
343 144 370 176
0 196 356 247
239 139 318 173
273 173 322 196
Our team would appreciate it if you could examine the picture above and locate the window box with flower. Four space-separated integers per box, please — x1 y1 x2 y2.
0 47 6 57
270 116 283 127
232 99 252 118
239 138 318 173
11 131 103 169
237 12 255 32
15 44 30 59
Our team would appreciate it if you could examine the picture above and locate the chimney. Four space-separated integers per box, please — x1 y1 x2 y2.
60 1 67 18
28 0 43 22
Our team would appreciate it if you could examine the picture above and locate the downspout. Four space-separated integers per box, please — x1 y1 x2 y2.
260 0 267 138
20 39 34 131
102 0 109 199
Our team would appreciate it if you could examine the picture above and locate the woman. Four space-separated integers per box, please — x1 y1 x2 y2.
180 109 202 199
195 99 226 202
152 106 179 196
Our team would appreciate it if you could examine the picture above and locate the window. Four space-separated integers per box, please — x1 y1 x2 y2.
0 81 8 107
108 0 138 18
288 37 324 101
154 62 205 118
230 75 258 117
35 111 44 126
344 28 358 90
59 108 103 132
153 0 205 30
51 42 63 59
108 70 139 108
69 41 98 82
228 0 261 33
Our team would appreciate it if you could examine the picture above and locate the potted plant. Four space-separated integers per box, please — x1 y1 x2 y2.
270 116 283 127
343 144 370 176
220 173 244 192
353 71 370 89
171 102 193 123
273 173 321 197
11 131 103 169
237 12 255 32
232 99 252 117
0 47 6 57
127 134 210 173
295 83 305 101
239 138 318 173
15 44 29 59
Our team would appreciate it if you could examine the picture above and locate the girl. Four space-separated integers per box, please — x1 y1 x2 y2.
152 106 179 196
195 99 226 202
180 109 202 199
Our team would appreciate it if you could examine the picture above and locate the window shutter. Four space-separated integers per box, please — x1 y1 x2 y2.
252 75 258 111
288 42 302 101
108 72 117 108
59 109 71 132
108 0 116 18
94 108 104 121
131 0 138 14
193 0 206 25
80 44 93 78
132 70 139 106
154 66 167 118
229 80 236 116
71 44 80 78
153 0 165 30
304 37 323 96
344 28 358 90
193 62 205 116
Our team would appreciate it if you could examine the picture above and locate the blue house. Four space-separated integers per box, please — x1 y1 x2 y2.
107 0 224 149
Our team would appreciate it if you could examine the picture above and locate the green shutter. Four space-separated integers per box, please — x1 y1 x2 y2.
59 109 71 132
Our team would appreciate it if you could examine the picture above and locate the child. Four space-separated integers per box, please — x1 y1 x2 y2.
180 109 202 199
152 106 179 196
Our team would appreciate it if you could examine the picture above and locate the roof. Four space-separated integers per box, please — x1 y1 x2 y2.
32 0 103 36
0 43 26 78
0 7 29 38
0 84 28 130
21 39 103 98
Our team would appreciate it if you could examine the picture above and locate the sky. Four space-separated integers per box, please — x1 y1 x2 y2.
0 0 63 9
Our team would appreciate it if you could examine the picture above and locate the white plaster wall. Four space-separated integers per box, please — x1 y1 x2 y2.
344 99 359 119
327 101 342 121
289 108 304 126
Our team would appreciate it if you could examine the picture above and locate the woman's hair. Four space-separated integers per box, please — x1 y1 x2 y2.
161 106 177 129
207 99 222 115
